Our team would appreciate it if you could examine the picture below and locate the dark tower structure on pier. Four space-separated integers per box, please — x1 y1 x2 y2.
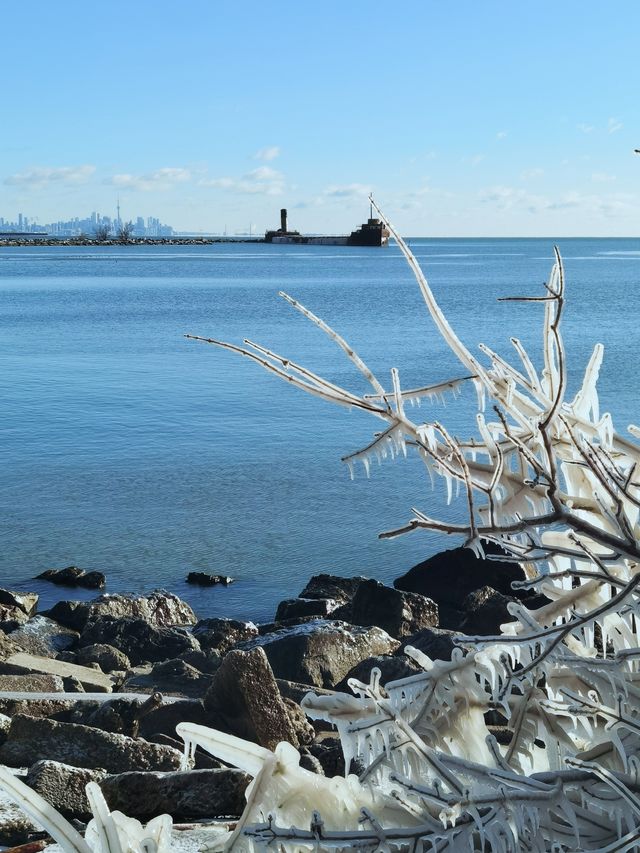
280 209 288 232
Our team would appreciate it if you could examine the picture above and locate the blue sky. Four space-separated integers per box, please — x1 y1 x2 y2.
2 0 639 236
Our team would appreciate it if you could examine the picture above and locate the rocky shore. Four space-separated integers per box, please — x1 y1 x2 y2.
0 545 546 847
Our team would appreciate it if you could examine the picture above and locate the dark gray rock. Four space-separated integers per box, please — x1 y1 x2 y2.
299 574 365 605
0 590 38 618
101 769 250 821
203 647 302 750
275 597 337 622
139 698 210 740
68 695 164 737
7 617 79 658
239 620 399 688
79 616 199 665
122 659 213 698
192 618 258 655
458 586 518 636
0 714 182 772
394 542 530 629
0 674 65 693
36 566 105 589
45 591 197 634
335 579 438 638
83 591 196 626
0 632 18 662
400 626 461 661
178 648 222 674
76 643 131 673
25 761 107 822
42 600 88 632
335 654 422 693
186 572 233 586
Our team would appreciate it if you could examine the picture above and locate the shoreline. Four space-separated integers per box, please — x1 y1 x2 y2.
0 237 265 248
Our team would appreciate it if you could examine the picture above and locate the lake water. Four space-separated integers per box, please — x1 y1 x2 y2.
1 238 639 622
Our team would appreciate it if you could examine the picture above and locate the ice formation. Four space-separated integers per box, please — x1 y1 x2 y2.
0 767 172 853
185 201 640 851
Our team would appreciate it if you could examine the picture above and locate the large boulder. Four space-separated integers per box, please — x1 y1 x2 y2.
394 542 529 629
84 590 196 626
6 617 79 658
139 698 210 740
122 659 213 698
335 579 438 638
79 616 199 665
0 590 38 618
240 620 399 688
36 566 105 589
458 586 518 636
400 626 461 662
335 654 422 693
275 597 338 622
0 715 182 772
25 761 107 822
299 574 365 605
69 695 165 737
191 618 258 655
0 674 65 693
76 643 131 673
101 769 249 821
204 647 304 750
45 591 197 633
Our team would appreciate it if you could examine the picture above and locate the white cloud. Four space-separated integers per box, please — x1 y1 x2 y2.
608 117 623 134
521 168 544 180
591 172 616 183
108 167 191 191
254 146 280 162
322 183 371 199
577 123 594 134
480 185 637 219
5 164 95 188
200 166 285 195
496 131 508 140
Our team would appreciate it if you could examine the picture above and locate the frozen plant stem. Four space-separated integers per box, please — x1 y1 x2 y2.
183 201 640 852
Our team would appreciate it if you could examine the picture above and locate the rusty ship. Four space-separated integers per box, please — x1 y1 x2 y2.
264 207 389 247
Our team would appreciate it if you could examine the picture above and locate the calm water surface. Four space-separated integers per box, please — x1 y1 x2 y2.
1 238 639 621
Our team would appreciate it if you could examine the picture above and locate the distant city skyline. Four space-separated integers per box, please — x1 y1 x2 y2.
2 2 639 237
0 208 179 238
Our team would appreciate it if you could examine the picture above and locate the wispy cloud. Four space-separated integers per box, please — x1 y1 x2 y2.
107 167 191 191
608 117 623 134
521 168 544 180
200 166 285 195
480 184 637 219
577 123 594 134
496 131 508 140
592 172 616 183
322 183 371 199
5 164 95 188
254 146 280 162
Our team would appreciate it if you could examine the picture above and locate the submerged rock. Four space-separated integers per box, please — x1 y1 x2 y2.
186 572 233 586
36 566 105 589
